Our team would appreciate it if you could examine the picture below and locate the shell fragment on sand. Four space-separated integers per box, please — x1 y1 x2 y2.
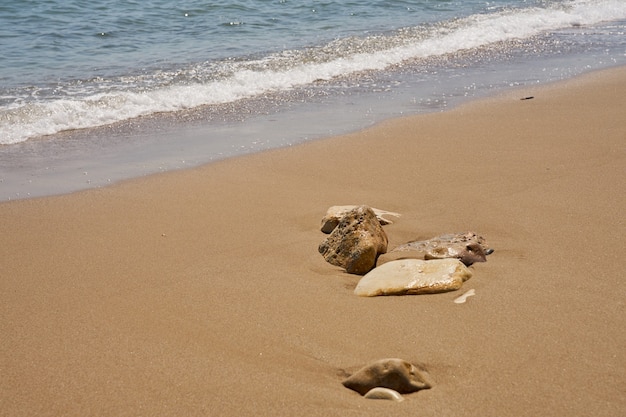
355 258 472 297
454 288 476 304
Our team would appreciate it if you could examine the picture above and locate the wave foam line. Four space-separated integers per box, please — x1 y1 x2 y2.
1 0 624 145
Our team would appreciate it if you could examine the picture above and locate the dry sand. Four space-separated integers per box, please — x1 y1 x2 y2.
1 67 625 416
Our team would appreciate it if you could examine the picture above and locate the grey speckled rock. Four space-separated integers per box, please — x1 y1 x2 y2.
318 205 388 275
342 358 432 396
355 258 472 297
377 232 492 267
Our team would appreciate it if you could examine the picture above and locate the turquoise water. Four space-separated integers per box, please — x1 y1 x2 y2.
1 0 625 199
0 0 513 87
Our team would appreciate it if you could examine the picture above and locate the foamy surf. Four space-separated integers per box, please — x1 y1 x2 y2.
1 0 625 145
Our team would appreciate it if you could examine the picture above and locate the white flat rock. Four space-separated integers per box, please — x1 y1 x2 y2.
354 258 472 297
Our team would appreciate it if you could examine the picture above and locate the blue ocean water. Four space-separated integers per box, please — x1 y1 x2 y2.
1 0 625 199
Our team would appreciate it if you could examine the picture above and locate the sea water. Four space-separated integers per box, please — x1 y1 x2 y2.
1 0 625 199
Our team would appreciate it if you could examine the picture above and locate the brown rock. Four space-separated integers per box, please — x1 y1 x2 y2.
377 231 492 267
321 205 400 233
318 205 388 275
342 358 432 396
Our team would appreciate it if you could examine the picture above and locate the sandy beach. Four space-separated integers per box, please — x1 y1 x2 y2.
1 67 625 416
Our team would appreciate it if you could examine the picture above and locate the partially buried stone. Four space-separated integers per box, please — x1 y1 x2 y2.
321 205 400 234
364 387 405 402
377 231 492 267
342 358 432 396
318 205 388 275
355 258 472 297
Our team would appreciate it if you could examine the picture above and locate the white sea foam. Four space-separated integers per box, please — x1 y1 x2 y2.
1 0 624 145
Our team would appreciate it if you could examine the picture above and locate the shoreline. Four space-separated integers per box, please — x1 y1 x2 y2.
1 66 625 416
3 58 625 202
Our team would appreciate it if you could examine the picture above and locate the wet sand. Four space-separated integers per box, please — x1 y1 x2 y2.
1 67 625 416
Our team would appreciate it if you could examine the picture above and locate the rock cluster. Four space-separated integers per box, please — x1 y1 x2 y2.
318 205 493 400
318 204 492 297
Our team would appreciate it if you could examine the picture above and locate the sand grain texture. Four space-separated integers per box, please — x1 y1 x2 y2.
1 68 625 416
